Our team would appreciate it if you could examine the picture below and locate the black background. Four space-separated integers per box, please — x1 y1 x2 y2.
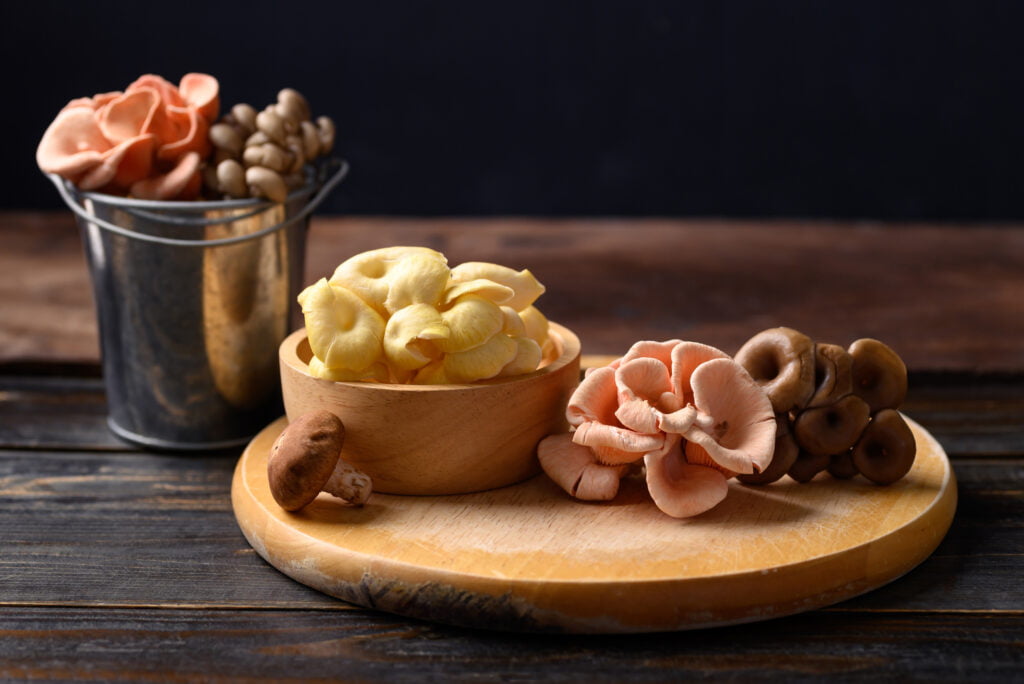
5 1 1023 219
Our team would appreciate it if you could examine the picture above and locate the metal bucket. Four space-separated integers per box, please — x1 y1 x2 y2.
48 161 348 451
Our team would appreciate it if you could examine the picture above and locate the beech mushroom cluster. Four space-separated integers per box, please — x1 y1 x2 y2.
299 247 552 384
202 88 335 202
267 410 371 511
538 340 776 518
734 327 915 485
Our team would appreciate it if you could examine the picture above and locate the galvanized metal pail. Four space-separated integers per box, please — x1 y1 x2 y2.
48 161 348 450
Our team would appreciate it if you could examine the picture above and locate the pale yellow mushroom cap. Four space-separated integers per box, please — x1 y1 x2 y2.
436 294 504 353
519 305 551 356
500 306 528 337
496 336 543 377
329 246 449 315
383 303 449 371
441 278 515 308
444 333 518 382
449 262 545 312
298 278 385 372
494 307 544 377
304 249 550 385
308 355 390 383
382 252 451 314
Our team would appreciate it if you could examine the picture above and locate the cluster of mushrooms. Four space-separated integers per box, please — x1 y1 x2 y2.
734 327 915 486
202 88 335 203
265 326 917 516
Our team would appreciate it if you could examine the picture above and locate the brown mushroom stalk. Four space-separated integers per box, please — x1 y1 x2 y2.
267 410 372 511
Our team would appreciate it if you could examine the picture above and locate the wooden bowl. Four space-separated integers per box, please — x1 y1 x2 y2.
278 323 581 495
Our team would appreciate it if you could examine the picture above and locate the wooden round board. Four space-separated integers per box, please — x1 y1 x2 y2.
232 415 956 633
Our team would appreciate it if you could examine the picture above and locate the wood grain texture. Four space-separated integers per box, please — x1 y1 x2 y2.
1 607 1021 682
3 212 1023 372
231 416 956 632
0 373 1020 679
0 445 1014 613
4 371 1020 457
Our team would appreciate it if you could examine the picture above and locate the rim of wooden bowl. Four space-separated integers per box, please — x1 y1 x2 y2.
279 322 581 391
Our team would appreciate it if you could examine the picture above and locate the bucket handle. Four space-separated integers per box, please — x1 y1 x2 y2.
48 160 349 248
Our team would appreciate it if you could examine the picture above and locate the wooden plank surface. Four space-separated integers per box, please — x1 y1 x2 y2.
2 212 1023 372
4 372 1021 457
1 211 1022 678
1 607 1021 682
0 380 1020 614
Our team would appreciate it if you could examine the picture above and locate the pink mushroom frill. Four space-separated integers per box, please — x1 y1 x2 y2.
538 340 776 518
36 73 220 200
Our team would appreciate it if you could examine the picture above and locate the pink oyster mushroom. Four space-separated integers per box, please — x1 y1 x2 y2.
36 73 219 200
538 339 776 517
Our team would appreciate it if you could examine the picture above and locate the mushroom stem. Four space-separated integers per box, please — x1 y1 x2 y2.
322 460 373 505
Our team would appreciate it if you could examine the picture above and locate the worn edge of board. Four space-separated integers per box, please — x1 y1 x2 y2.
232 416 957 634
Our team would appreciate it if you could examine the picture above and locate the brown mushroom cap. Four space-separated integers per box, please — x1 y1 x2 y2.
738 414 798 485
735 327 815 414
827 451 859 479
793 394 871 457
267 410 346 511
849 338 908 412
806 343 854 409
787 450 831 483
852 409 916 485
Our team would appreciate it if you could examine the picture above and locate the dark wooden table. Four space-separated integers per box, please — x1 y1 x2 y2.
1 212 1022 681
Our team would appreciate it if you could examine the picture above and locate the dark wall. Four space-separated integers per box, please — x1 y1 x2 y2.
6 1 1022 219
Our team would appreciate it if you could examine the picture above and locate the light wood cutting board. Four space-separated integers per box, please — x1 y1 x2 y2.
232 415 956 633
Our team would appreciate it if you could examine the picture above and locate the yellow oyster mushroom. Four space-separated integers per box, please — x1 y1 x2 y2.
500 306 528 337
436 294 504 353
441 278 514 308
308 356 390 383
450 262 545 311
329 246 448 315
384 303 449 371
414 333 519 384
410 359 449 385
298 278 385 371
496 336 543 377
382 252 451 314
519 305 550 349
